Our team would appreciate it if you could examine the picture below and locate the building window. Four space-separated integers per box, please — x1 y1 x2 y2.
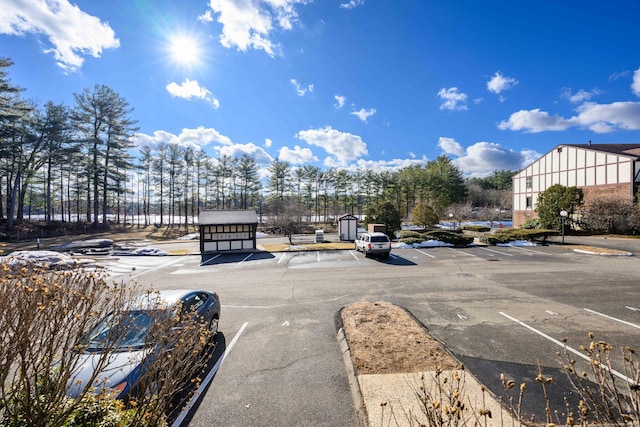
526 197 532 208
525 177 532 188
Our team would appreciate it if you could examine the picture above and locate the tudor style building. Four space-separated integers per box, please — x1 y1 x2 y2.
198 209 258 253
512 143 640 227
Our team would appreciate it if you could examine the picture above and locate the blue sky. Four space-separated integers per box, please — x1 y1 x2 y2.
1 0 640 178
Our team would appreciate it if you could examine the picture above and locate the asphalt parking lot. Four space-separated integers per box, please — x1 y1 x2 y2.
104 236 640 425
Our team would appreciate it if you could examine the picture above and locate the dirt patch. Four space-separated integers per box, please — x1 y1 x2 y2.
341 302 459 375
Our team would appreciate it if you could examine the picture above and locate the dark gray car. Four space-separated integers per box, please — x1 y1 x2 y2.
67 289 220 401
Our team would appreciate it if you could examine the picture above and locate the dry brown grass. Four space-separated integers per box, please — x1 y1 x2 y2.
341 302 458 375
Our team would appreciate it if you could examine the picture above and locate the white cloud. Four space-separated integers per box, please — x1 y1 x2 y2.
340 0 365 9
498 109 575 132
486 72 518 94
499 102 640 133
609 70 630 81
440 138 540 177
264 138 273 148
574 101 640 133
295 126 368 166
334 95 346 108
437 137 464 157
351 157 427 173
350 107 376 122
0 0 119 72
198 10 214 23
561 87 602 104
166 79 220 108
290 78 314 96
132 126 233 150
437 87 468 111
201 0 307 56
632 67 640 97
216 142 273 164
278 145 318 164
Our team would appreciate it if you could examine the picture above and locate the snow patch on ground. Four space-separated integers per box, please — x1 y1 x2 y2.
177 233 199 240
496 240 539 247
129 247 168 256
393 240 455 249
0 250 78 269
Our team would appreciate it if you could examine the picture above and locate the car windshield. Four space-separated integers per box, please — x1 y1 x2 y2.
80 311 158 352
371 236 388 243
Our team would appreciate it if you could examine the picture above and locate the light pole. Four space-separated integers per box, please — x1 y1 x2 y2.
560 210 568 243
449 213 454 230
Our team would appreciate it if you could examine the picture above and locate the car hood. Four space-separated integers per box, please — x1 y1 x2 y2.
67 349 146 398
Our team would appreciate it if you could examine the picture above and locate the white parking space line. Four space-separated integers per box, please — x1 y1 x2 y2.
446 247 477 257
131 255 191 278
499 312 634 384
200 254 221 266
479 247 513 256
277 253 287 264
584 308 640 330
512 246 549 256
171 322 249 427
238 253 254 265
317 251 320 262
349 250 359 260
627 306 640 312
414 249 436 258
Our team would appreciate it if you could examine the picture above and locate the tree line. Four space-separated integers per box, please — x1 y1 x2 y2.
0 57 514 233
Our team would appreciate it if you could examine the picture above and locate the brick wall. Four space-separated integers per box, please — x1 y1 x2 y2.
580 183 633 201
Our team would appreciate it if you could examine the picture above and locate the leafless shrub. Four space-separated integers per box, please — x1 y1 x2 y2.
377 366 498 427
0 263 213 426
580 196 633 233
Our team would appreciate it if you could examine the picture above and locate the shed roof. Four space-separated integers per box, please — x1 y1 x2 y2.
199 210 257 225
338 214 358 220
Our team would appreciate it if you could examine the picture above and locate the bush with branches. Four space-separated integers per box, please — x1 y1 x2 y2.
580 196 633 233
411 202 439 229
480 229 558 245
536 184 584 231
398 231 474 247
521 219 543 229
0 264 214 426
461 225 491 233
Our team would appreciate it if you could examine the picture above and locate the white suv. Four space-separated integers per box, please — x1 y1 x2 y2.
355 232 391 258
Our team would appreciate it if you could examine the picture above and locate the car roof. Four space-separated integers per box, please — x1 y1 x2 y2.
129 289 209 310
366 232 388 236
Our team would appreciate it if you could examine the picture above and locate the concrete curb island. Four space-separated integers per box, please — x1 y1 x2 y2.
334 304 518 427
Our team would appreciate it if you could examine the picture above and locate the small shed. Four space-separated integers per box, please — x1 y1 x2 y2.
199 210 258 253
338 214 358 241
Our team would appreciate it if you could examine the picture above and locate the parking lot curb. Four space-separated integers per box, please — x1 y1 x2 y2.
335 311 369 427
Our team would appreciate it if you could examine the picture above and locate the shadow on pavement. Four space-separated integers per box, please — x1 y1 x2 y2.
200 251 275 266
166 332 227 426
455 354 583 423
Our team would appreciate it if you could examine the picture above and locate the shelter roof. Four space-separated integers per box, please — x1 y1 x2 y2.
199 210 257 225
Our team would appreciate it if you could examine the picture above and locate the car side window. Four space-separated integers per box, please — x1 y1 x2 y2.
182 293 207 314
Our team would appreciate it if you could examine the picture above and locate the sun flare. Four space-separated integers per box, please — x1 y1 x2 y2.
169 35 200 65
